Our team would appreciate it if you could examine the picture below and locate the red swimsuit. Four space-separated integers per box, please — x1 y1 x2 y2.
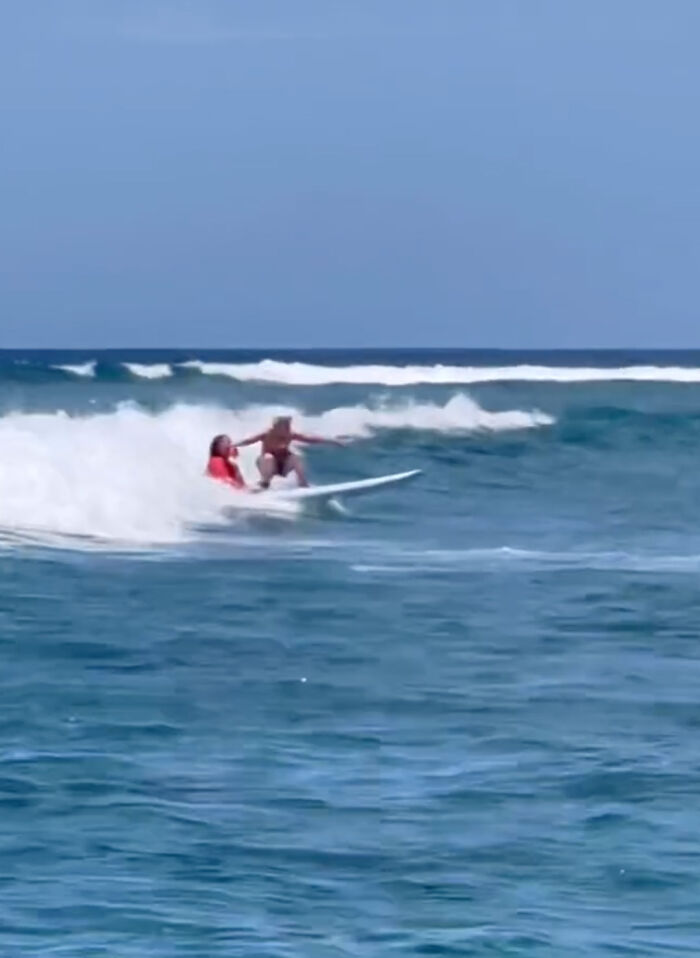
207 456 246 489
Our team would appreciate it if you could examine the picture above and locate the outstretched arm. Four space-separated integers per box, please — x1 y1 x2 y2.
292 432 345 446
232 432 265 448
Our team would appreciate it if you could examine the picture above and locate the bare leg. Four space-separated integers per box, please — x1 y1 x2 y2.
256 453 278 488
284 452 308 487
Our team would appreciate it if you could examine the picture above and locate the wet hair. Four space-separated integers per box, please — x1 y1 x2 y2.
272 416 292 429
209 434 231 457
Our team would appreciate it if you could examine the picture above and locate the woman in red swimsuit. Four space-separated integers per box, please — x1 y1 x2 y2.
234 416 343 488
206 435 246 489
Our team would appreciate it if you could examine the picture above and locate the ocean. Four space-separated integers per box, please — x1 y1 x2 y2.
1 348 699 956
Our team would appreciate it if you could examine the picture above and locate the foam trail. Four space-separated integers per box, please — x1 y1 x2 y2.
123 363 173 379
354 546 700 574
52 361 97 378
0 395 549 548
178 359 700 385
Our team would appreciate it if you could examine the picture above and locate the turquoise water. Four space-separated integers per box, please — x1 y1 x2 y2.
2 350 700 956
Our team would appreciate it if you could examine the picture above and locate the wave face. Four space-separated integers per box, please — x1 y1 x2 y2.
0 394 548 547
4 347 700 552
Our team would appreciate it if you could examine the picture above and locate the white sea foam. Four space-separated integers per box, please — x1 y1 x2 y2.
0 395 550 547
52 362 97 378
177 359 700 386
123 363 174 379
294 394 553 436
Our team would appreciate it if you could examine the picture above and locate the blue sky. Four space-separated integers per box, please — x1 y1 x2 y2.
2 1 699 348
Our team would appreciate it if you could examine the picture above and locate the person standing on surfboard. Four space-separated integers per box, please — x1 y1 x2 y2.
233 416 344 488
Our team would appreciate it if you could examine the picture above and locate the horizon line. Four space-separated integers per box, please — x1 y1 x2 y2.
3 346 700 353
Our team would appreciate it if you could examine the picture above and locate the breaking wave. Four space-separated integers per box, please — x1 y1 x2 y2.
123 363 173 380
51 361 97 378
0 395 550 547
176 359 700 386
35 358 700 386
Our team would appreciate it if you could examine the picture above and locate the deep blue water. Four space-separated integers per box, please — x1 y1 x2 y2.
1 349 700 956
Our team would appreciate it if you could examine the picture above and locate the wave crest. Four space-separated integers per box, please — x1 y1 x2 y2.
177 359 700 385
0 395 549 547
123 363 173 380
51 362 97 378
30 358 700 386
304 394 553 437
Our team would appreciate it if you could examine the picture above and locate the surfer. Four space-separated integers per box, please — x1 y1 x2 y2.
206 435 246 490
233 416 344 488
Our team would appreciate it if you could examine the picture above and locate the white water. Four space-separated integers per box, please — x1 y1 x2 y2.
176 359 700 385
289 393 553 436
0 395 549 547
52 362 97 378
123 363 173 380
42 358 700 385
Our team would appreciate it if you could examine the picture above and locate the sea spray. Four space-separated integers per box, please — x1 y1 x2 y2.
0 395 550 546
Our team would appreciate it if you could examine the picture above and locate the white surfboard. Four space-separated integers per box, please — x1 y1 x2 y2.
267 469 421 503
